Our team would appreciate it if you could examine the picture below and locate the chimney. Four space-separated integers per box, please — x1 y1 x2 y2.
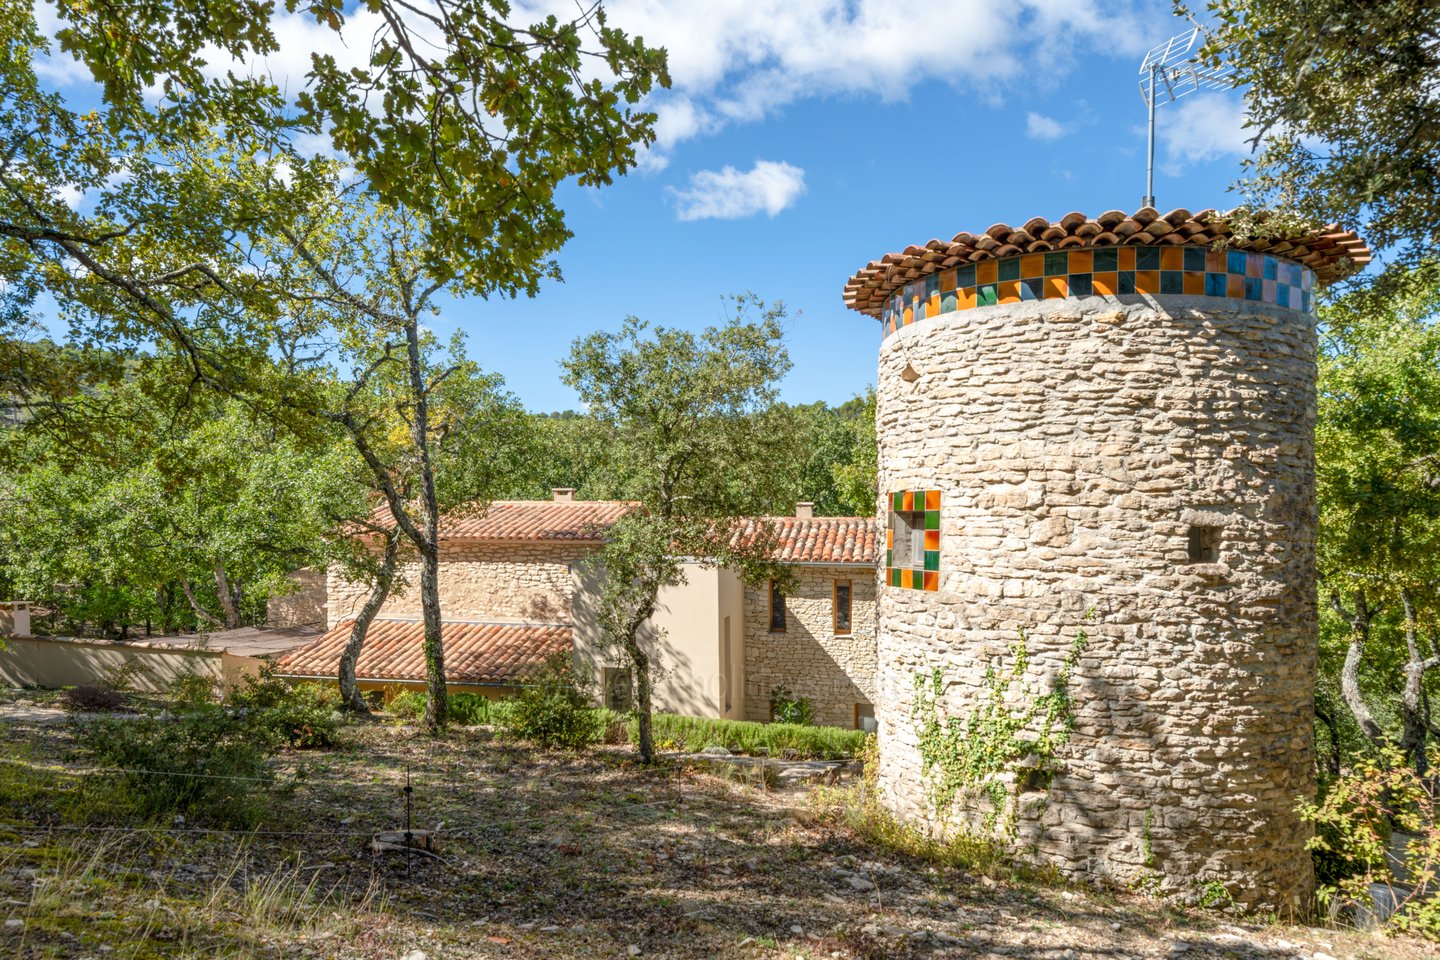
795 501 814 519
552 488 576 502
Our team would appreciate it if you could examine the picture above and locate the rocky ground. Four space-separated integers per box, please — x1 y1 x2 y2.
0 694 1432 960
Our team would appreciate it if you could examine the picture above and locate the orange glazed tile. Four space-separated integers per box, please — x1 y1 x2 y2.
924 530 939 550
923 571 939 591
939 268 956 292
1206 248 1227 272
1183 272 1205 296
886 528 893 548
1093 272 1119 296
1068 250 1093 273
976 260 999 284
925 490 940 510
1160 247 1184 271
998 280 1020 304
928 294 940 314
902 491 914 511
1020 254 1044 278
903 307 912 325
1135 270 1160 294
958 286 977 310
1044 276 1068 299
1118 247 1136 271
1226 274 1245 298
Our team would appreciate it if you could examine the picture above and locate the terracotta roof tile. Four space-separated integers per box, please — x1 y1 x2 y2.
842 207 1372 318
736 517 879 565
369 500 639 543
274 619 570 685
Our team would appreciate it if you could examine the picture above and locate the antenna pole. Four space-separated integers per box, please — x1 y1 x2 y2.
1143 64 1157 209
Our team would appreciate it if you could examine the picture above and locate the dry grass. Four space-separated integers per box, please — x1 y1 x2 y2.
0 699 1433 959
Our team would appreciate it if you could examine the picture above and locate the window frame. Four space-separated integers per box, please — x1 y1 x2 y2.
768 578 787 633
886 489 941 591
833 578 852 636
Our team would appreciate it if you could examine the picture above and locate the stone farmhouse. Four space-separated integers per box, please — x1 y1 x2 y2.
274 491 880 729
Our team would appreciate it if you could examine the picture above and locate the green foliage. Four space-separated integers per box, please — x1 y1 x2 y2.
912 626 1088 831
384 690 428 722
768 686 814 726
497 653 605 750
1299 746 1440 939
73 707 277 827
1186 0 1440 262
782 389 878 517
641 713 865 761
225 672 342 750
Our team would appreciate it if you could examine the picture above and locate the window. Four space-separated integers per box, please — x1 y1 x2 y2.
887 490 941 591
1187 525 1221 564
855 702 877 733
769 579 786 632
601 667 632 711
834 579 852 635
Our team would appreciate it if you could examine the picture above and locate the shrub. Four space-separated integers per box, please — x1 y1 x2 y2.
171 673 219 707
225 671 342 749
60 684 126 713
497 653 604 749
384 689 427 722
637 713 864 760
73 705 277 827
769 685 814 726
1299 746 1440 939
448 692 495 726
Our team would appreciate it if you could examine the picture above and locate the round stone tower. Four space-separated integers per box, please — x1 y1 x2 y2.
843 208 1369 913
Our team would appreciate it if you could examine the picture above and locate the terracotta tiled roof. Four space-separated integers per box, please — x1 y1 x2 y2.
842 207 1372 318
736 517 879 565
273 619 570 685
368 500 639 543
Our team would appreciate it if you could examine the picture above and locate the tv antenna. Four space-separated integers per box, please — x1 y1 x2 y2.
1138 24 1234 208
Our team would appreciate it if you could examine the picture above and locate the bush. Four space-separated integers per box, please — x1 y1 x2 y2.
497 653 605 749
448 692 495 726
1300 746 1440 939
225 671 341 749
60 684 126 713
73 705 278 827
384 689 427 722
639 713 864 760
769 685 814 726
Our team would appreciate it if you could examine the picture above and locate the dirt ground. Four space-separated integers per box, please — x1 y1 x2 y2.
0 699 1434 960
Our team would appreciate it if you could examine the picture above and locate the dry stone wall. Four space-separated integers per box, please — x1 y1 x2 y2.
327 541 598 627
742 566 877 727
873 294 1317 914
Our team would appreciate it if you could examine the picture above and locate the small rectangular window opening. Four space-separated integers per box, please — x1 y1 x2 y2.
769 579 787 632
834 579 852 635
855 702 877 733
1187 525 1221 564
602 667 633 711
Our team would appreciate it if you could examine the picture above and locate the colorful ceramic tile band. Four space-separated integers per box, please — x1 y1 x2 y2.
886 490 941 592
880 247 1316 338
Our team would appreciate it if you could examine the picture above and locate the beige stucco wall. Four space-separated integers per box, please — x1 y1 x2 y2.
0 635 261 693
327 541 599 628
872 295 1318 913
742 565 877 727
572 560 744 719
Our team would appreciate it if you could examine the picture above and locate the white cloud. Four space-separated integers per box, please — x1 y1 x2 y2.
1026 112 1068 140
669 160 806 221
1158 94 1252 175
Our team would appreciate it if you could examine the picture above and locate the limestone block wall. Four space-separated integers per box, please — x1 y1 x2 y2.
742 565 877 727
327 541 598 628
873 294 1317 914
267 569 327 628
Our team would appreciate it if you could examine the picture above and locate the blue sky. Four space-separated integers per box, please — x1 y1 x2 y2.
32 0 1257 412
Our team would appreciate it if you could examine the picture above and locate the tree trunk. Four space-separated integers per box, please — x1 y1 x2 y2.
621 589 660 764
1314 702 1342 780
1398 589 1437 776
339 530 401 714
179 574 225 629
213 560 240 630
405 314 447 733
1333 589 1387 747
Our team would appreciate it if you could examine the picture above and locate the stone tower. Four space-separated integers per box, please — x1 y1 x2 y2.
842 208 1369 913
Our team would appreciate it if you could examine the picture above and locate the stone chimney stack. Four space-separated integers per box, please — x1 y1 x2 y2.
795 501 814 519
552 488 576 502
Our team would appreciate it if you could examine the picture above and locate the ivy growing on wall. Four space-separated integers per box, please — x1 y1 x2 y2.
911 622 1089 832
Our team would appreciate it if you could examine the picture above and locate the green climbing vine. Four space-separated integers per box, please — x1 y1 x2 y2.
911 622 1089 832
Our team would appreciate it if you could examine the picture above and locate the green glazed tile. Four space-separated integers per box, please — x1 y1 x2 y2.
910 569 925 590
1044 252 1068 276
998 258 1020 281
956 264 976 287
1092 248 1118 272
924 510 940 530
892 491 904 512
977 284 998 306
941 290 957 312
1183 247 1206 272
924 550 939 572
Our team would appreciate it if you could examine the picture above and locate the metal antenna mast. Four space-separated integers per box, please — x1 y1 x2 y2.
1138 25 1234 208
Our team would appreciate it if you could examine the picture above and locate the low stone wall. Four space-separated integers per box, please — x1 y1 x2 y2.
0 635 261 694
328 541 599 627
742 565 877 727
